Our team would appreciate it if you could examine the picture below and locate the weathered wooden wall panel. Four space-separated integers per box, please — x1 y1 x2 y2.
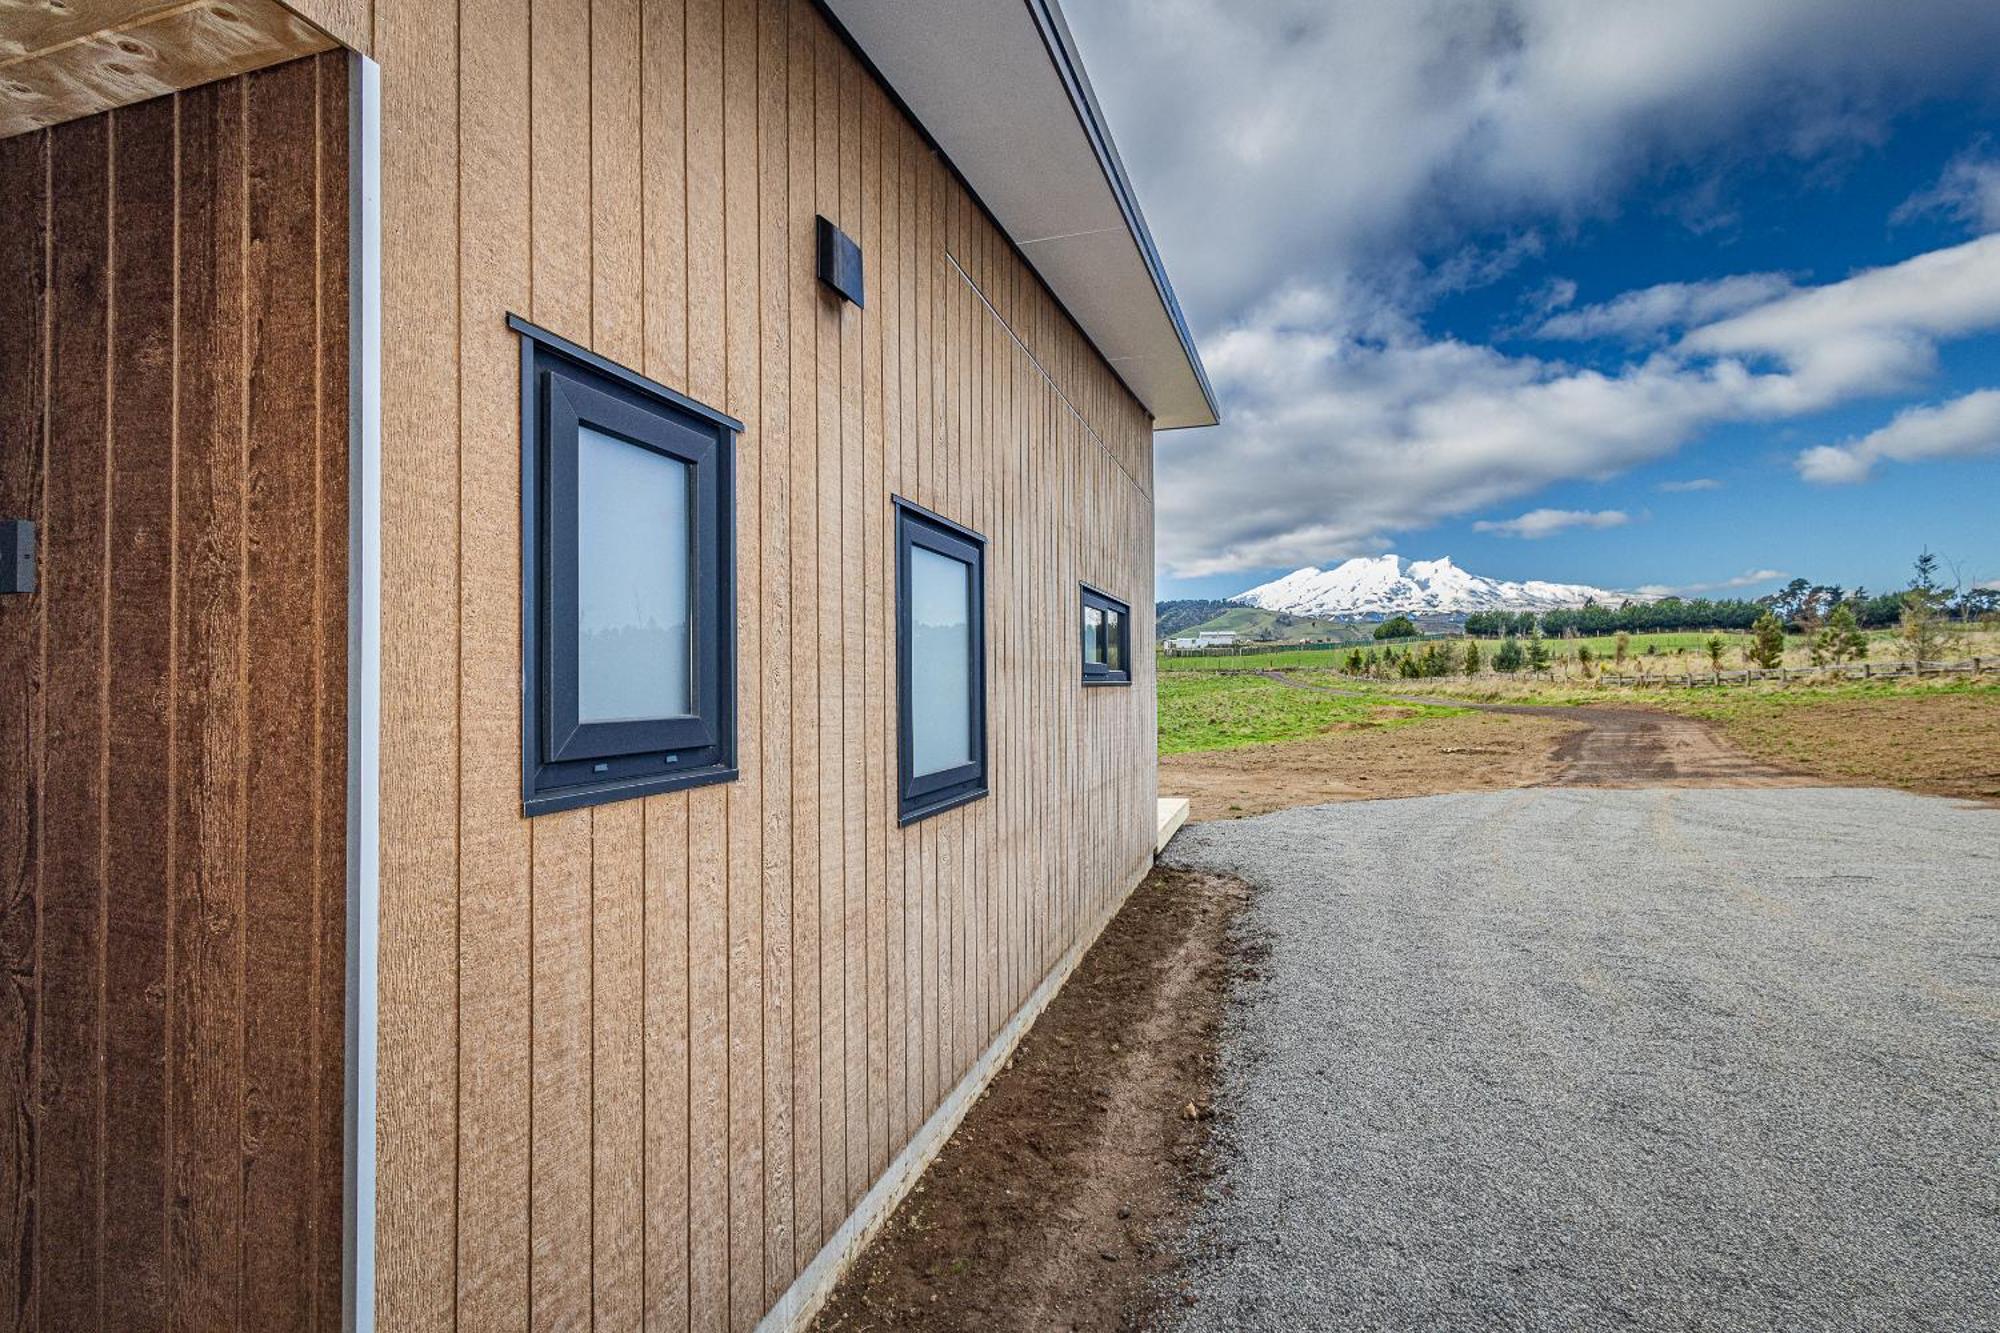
0 51 349 1329
369 2 1159 1328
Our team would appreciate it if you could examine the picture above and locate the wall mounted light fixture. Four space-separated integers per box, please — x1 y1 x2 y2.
816 215 865 308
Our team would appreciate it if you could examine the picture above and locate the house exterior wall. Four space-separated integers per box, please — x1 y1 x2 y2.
0 52 351 1328
367 1 1160 1329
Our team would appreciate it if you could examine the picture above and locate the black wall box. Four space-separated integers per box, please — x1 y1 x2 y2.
816 215 865 308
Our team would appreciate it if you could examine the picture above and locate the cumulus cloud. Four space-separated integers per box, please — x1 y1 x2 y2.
1072 0 2000 323
1474 508 1631 538
1656 477 1722 492
1795 388 2000 483
1893 144 2000 233
1536 273 1795 342
1634 568 1787 597
1061 0 2000 576
1679 234 2000 408
1157 235 2000 575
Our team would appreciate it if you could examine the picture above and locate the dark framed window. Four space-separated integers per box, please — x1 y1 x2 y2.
512 313 741 815
895 498 988 824
1080 584 1132 685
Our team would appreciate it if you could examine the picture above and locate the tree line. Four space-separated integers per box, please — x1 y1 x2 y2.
1463 556 1996 639
1338 552 1971 680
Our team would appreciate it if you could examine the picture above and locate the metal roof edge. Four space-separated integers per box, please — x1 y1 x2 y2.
1022 0 1219 428
810 0 1219 431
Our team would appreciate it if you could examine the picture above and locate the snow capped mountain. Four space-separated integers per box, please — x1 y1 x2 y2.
1232 555 1638 619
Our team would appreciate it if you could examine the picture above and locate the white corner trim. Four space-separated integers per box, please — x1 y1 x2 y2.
1155 797 1190 854
343 49 383 1333
756 856 1153 1332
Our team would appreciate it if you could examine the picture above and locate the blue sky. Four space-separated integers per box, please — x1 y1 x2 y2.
1063 1 2000 603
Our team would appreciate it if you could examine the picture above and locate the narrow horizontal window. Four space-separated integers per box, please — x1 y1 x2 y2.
896 498 988 823
1081 584 1132 685
513 314 742 815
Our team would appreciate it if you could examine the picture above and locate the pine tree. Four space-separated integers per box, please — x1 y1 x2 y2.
1898 589 1945 665
1749 611 1785 669
1527 634 1550 671
1815 603 1867 663
1494 636 1525 673
1463 640 1482 675
1912 550 1943 608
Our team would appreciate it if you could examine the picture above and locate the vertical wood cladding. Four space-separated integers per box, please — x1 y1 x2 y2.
0 52 349 1330
370 1 1160 1327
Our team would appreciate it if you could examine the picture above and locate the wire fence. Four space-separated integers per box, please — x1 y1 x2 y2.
1594 658 1992 688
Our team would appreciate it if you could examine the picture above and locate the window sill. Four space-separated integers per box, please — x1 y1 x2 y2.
897 784 989 826
524 761 738 817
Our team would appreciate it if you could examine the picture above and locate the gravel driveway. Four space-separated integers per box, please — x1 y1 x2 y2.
1162 786 2000 1331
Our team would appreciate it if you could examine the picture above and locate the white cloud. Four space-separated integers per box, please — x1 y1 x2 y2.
1894 145 2000 233
1474 508 1631 538
1070 0 2000 323
1680 234 2000 409
1158 235 2000 575
1795 388 2000 483
1534 277 1579 315
1060 1 2000 575
1635 568 1788 596
1656 477 1723 492
1536 273 1795 342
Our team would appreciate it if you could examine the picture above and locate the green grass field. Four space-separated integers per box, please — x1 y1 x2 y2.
1167 605 1367 645
1158 645 1358 672
1156 672 1463 754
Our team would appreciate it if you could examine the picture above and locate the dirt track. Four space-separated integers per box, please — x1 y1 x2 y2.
1259 672 1818 789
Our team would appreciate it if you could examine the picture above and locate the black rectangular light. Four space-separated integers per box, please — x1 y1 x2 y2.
0 520 32 595
816 215 865 308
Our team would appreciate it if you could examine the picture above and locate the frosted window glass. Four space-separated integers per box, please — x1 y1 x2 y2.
1083 605 1105 665
910 546 973 776
577 425 692 722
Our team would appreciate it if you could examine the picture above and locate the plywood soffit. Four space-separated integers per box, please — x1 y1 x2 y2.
1 0 334 138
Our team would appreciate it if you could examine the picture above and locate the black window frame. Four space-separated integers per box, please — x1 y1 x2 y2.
512 313 742 816
1079 583 1133 686
894 497 988 825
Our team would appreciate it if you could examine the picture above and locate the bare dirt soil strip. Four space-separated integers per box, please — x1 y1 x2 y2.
811 867 1250 1333
1674 690 2000 805
1162 709 1580 822
1259 671 1820 789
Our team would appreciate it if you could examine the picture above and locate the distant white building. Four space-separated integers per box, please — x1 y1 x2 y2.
1165 629 1240 650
